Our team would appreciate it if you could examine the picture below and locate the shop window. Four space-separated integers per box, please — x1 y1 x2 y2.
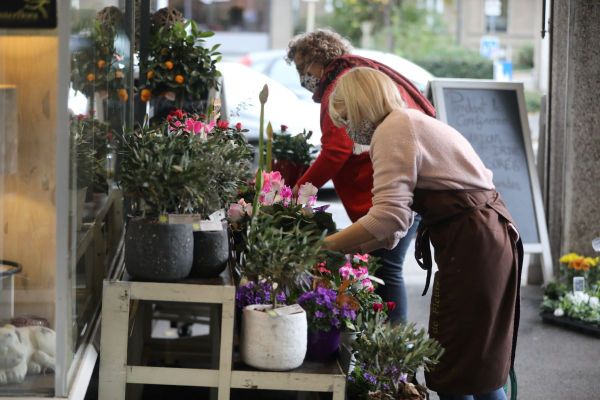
485 0 508 33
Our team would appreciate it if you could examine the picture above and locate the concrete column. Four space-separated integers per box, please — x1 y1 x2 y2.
547 0 600 260
270 0 293 49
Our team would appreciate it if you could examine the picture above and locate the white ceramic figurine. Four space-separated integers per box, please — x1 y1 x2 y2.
0 324 56 384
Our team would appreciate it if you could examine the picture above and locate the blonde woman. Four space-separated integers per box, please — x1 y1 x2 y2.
325 67 522 400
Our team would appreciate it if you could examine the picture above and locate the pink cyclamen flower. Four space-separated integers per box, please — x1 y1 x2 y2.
227 203 245 222
235 122 242 131
362 278 374 292
339 264 354 280
306 195 317 207
354 253 369 262
217 120 229 129
185 118 203 135
355 266 369 279
297 182 318 205
280 185 293 206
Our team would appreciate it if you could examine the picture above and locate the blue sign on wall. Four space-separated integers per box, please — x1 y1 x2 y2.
480 36 500 59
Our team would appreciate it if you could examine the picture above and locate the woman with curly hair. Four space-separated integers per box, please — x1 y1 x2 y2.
286 29 435 323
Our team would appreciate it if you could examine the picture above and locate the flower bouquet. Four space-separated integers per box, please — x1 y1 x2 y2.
540 252 600 335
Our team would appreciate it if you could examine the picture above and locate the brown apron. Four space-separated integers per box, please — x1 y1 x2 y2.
411 189 523 395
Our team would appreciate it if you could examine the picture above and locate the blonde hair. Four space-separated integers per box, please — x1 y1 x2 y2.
329 67 405 131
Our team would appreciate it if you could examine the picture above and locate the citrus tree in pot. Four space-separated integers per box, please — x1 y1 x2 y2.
116 116 252 281
240 211 326 370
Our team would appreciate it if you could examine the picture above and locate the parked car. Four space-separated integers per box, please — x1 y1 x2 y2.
239 48 434 101
217 61 321 147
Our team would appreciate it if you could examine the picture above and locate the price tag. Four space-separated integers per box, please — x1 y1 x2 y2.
271 304 305 317
199 220 223 232
167 214 224 232
209 209 226 221
573 276 585 293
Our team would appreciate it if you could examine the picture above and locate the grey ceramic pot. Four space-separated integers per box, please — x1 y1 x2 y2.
190 226 229 278
125 218 193 281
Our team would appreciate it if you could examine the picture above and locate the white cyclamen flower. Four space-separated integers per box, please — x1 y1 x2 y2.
589 296 599 309
553 308 565 317
297 182 318 205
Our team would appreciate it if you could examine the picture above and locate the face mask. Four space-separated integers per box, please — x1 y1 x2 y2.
345 119 377 146
300 74 320 93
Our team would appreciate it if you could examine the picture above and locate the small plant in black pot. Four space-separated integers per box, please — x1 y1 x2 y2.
271 125 317 188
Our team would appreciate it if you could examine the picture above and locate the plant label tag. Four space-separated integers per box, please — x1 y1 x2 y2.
209 209 226 221
168 214 202 225
592 237 600 252
271 304 304 317
199 220 223 232
573 276 585 293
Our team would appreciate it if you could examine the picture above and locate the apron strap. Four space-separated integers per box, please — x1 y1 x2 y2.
414 225 433 296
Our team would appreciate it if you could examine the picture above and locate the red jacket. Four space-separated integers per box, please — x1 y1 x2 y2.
296 55 435 222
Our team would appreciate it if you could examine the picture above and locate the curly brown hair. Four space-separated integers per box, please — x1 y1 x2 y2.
286 29 353 69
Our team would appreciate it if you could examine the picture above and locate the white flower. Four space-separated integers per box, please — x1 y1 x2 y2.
567 291 589 305
297 182 318 205
589 296 599 309
553 308 565 317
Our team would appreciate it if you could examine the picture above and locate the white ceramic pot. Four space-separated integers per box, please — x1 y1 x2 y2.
241 304 307 371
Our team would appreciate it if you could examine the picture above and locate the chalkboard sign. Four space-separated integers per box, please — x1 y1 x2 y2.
430 79 553 282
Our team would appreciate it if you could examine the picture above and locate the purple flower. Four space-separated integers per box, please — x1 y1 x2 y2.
314 311 325 318
363 371 377 385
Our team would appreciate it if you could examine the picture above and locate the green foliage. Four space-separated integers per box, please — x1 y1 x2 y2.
116 122 252 219
243 213 326 306
515 44 534 70
140 20 221 108
70 21 129 101
524 89 542 113
413 48 493 79
349 311 444 398
272 127 317 167
70 115 114 192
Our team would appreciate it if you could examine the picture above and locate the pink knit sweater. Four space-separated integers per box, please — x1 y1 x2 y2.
357 108 494 251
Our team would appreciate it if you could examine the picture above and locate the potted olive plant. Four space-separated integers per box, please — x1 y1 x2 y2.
116 115 252 281
348 311 444 400
164 110 253 278
240 211 326 371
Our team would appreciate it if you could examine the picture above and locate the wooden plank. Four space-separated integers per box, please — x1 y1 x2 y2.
332 375 346 400
129 281 234 303
99 281 131 400
230 370 343 392
126 366 219 387
217 292 235 400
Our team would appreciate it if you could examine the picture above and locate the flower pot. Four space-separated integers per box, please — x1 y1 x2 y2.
241 304 307 370
189 226 229 278
125 218 193 281
272 159 307 188
306 328 341 362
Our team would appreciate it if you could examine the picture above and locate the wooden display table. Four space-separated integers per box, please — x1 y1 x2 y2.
99 272 236 400
99 269 346 400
